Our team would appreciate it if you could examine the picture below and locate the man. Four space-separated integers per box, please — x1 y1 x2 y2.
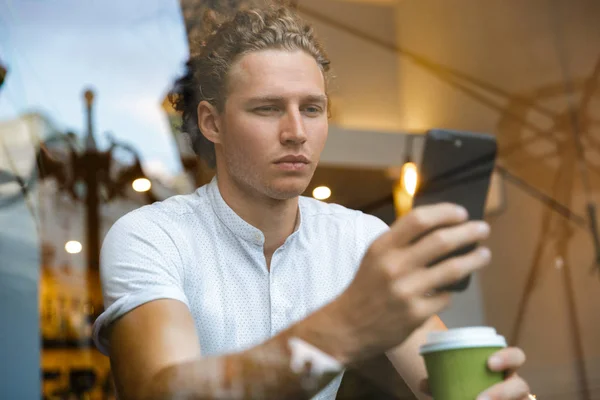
92 5 531 400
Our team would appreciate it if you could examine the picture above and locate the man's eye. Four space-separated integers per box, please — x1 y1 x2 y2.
255 106 279 113
304 106 323 115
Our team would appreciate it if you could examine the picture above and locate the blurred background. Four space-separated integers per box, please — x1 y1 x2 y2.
1 0 599 399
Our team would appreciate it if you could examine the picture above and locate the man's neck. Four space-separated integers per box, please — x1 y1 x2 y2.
215 172 300 257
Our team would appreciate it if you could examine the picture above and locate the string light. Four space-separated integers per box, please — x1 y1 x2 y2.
401 162 418 197
312 186 331 200
132 178 151 192
65 240 82 254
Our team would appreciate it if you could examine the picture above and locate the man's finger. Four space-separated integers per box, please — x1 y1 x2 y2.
402 246 491 296
404 291 453 320
409 220 490 266
488 347 527 374
476 375 530 400
382 203 468 248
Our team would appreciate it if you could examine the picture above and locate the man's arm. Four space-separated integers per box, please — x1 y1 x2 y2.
386 315 447 400
108 299 200 399
108 298 355 400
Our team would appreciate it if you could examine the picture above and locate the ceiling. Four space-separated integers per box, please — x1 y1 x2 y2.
300 0 600 212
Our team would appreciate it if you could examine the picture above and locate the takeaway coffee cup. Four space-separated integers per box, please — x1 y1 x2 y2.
420 327 507 400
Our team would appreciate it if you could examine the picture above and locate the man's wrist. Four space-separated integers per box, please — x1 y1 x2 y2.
290 298 362 366
288 337 343 374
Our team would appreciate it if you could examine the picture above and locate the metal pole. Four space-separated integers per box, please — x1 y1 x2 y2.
83 89 100 271
0 62 7 88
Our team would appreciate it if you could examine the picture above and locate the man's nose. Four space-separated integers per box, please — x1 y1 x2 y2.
279 109 307 145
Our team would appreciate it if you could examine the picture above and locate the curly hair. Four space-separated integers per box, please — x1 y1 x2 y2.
170 4 331 168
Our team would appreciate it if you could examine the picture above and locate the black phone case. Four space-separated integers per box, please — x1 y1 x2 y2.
412 129 497 292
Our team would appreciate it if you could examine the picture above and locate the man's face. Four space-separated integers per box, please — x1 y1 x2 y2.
216 49 328 200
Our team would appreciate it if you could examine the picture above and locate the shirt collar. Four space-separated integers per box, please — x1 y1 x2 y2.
206 176 303 247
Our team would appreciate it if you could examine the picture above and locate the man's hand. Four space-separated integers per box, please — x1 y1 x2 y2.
330 202 492 362
478 347 531 400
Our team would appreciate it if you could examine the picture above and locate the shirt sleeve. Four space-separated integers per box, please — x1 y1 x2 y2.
92 207 190 355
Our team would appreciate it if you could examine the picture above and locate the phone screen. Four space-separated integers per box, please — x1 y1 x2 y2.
412 129 497 292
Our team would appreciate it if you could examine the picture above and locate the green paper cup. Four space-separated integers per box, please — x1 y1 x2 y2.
420 327 507 400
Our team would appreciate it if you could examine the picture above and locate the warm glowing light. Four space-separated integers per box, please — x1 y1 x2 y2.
65 240 82 254
132 178 152 192
312 186 331 200
401 162 418 196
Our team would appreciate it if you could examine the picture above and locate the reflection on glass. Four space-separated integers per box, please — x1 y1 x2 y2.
132 178 152 193
64 240 82 254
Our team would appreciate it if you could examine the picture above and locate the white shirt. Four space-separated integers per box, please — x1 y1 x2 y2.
93 177 389 399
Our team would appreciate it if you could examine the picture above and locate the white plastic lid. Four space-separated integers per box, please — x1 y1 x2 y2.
419 327 507 354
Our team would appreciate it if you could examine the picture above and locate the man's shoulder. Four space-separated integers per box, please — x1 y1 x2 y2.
102 190 211 266
299 196 389 234
153 189 209 217
112 189 208 232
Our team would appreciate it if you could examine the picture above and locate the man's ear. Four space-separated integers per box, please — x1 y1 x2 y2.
197 100 222 144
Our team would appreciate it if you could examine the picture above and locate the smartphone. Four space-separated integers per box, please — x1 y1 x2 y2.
412 129 497 292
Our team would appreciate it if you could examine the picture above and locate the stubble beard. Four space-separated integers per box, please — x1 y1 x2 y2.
224 153 312 201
